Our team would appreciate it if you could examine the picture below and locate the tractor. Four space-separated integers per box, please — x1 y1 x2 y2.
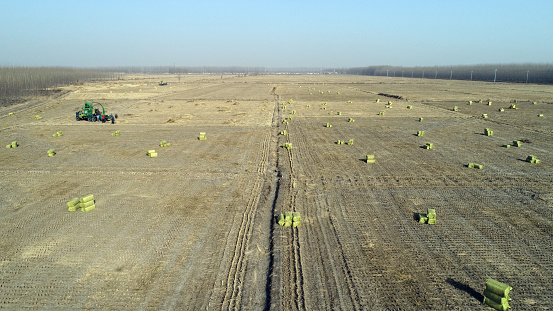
159 81 168 85
76 102 117 124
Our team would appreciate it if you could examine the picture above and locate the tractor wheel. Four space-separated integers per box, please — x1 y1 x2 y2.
115 114 118 119
76 116 80 121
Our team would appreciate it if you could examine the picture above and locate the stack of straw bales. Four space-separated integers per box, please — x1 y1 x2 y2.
366 155 375 164
509 104 518 109
482 114 488 119
282 143 292 150
526 155 540 164
424 143 434 150
6 141 19 148
34 115 42 120
53 131 63 137
280 130 287 136
160 141 171 147
483 279 512 310
325 123 332 128
512 141 521 147
199 132 206 141
418 209 436 224
111 130 121 136
485 128 494 136
417 131 425 136
47 149 56 157
468 163 484 169
278 212 301 227
348 118 355 122
379 111 386 115
147 150 158 157
67 194 96 212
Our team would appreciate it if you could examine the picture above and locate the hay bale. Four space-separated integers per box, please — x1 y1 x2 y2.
503 144 510 148
427 209 436 219
513 141 521 147
427 218 436 225
149 152 158 157
483 297 509 311
284 221 292 227
67 198 80 207
68 206 79 212
278 214 285 226
482 114 488 119
418 213 428 223
284 212 293 221
82 200 95 208
292 221 301 227
82 205 96 212
366 155 375 164
419 117 423 122
483 289 510 305
11 141 18 148
6 145 12 149
485 279 512 299
347 139 353 145
80 194 94 203
292 212 301 221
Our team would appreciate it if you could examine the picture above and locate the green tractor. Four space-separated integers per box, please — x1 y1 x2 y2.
76 102 117 124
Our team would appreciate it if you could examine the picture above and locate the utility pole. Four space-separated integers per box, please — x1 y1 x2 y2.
435 70 437 79
470 70 473 81
386 70 389 77
494 69 497 83
526 70 529 83
450 70 453 80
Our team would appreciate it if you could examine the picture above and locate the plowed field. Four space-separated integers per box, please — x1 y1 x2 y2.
1 74 552 310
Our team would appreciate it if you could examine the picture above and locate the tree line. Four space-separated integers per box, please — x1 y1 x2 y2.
0 67 117 106
340 63 553 84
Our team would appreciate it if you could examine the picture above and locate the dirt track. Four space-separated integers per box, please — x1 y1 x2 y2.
1 75 552 310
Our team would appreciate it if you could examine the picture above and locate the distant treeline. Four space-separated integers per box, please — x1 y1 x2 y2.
101 66 316 75
0 67 117 106
340 63 553 84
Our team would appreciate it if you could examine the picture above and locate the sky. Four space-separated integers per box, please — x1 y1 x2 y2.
1 0 552 68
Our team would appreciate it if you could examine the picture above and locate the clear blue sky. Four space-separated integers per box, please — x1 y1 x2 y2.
1 0 552 68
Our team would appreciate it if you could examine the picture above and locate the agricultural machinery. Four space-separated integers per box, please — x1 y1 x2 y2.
76 101 117 124
159 81 168 85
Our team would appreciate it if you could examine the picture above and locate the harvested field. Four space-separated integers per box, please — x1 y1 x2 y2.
1 74 552 310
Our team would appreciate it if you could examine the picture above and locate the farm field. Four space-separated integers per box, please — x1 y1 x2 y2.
1 74 552 310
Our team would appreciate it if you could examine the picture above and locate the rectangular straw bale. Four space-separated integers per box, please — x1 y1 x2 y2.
483 297 509 311
82 200 95 208
67 198 80 207
283 221 292 227
284 212 293 221
68 206 79 212
485 279 512 298
418 214 428 223
427 209 436 219
82 205 96 212
80 194 94 203
483 290 510 305
427 218 436 225
278 214 285 226
292 212 301 221
149 152 158 157
292 221 301 227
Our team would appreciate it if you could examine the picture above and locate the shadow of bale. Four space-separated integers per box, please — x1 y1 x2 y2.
446 278 483 302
